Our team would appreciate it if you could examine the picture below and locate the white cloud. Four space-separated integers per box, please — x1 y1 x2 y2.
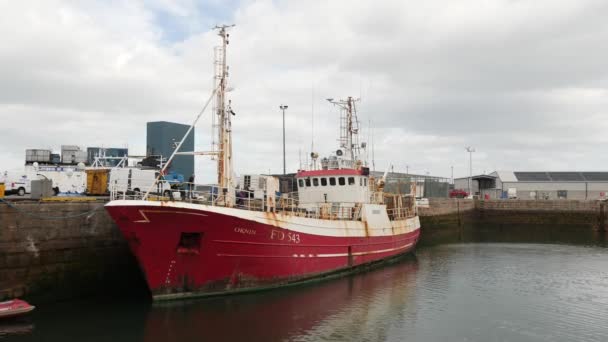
1 0 608 182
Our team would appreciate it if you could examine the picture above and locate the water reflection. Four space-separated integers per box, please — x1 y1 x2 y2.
144 256 419 342
0 320 34 338
4 244 608 342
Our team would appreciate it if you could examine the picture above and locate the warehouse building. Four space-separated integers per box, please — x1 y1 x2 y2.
146 121 194 178
370 171 450 198
454 171 608 200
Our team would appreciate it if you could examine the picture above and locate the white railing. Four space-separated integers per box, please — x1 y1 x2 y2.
109 181 417 221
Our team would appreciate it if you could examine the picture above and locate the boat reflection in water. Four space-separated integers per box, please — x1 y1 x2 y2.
143 255 419 342
0 320 34 338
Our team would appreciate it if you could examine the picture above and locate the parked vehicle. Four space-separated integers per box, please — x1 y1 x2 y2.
2 171 32 196
109 168 172 196
3 165 87 196
449 189 469 198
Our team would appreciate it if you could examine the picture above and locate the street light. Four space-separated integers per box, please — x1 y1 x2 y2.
465 146 475 196
280 105 288 175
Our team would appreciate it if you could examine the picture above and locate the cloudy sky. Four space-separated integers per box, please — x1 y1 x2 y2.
1 0 608 182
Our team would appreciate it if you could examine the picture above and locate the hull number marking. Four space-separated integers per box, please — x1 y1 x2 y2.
270 229 301 244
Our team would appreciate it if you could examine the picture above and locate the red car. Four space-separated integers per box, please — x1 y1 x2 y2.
449 189 469 198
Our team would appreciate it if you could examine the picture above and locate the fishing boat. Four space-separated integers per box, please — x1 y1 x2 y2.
0 299 35 319
105 25 421 301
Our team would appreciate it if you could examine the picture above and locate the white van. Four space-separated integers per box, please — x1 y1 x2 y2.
109 168 172 195
2 171 33 196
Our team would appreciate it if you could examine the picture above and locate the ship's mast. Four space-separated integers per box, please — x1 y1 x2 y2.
328 96 361 167
346 97 357 161
215 24 235 207
141 25 233 201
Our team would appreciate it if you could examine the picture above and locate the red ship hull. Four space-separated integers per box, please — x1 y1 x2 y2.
106 200 420 300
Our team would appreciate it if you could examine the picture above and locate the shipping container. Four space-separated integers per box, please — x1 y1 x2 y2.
75 150 88 163
62 152 74 164
86 169 109 195
25 149 51 163
62 150 87 164
61 145 82 164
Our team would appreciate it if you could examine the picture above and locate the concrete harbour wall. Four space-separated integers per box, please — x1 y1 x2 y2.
1 198 607 302
419 198 608 246
0 200 144 302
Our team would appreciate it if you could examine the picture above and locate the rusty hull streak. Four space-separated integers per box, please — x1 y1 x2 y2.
263 211 280 227
363 219 370 237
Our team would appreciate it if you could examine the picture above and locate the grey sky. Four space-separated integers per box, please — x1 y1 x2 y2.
1 0 607 182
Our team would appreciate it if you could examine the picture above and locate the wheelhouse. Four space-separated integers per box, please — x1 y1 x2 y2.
296 169 370 210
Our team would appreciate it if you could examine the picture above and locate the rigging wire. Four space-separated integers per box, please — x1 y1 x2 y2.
143 84 220 199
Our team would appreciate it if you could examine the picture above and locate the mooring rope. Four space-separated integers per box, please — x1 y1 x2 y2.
0 198 104 220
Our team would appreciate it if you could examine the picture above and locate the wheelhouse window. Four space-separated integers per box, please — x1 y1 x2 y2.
364 178 367 186
321 178 327 186
359 178 363 186
244 175 252 189
298 179 304 187
338 177 345 186
313 178 319 186
348 177 355 185
305 178 311 187
329 177 336 186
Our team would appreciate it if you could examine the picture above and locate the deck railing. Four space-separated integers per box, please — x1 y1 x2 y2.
109 181 417 221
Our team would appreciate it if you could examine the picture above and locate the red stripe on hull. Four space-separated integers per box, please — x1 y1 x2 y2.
105 204 420 300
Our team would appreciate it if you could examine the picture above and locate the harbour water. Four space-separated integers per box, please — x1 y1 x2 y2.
2 243 607 342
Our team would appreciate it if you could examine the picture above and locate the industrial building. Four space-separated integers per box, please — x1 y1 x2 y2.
146 121 194 178
454 171 608 200
370 171 450 198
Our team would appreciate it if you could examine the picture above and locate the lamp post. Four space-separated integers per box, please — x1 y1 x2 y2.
465 146 475 196
280 105 288 175
451 165 454 185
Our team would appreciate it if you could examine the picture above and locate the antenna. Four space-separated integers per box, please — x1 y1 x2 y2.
311 83 315 155
371 121 375 172
327 97 361 168
366 119 371 167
